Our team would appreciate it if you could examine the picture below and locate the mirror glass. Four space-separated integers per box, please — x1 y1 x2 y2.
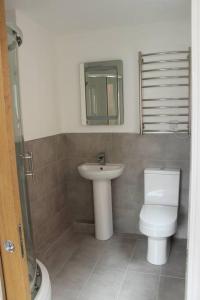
80 60 124 125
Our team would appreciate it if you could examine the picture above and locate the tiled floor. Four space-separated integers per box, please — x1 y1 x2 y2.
42 230 186 300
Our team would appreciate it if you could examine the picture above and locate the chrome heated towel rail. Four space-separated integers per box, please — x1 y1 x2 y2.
139 49 191 134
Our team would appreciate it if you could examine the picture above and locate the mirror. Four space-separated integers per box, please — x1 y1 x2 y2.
80 60 124 125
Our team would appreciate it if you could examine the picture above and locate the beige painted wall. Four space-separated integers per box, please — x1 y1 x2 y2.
15 11 190 138
55 21 191 133
16 11 60 141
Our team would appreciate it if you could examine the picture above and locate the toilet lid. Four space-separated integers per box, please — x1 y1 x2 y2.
140 205 177 227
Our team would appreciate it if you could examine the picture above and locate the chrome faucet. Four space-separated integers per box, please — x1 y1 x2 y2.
97 152 106 165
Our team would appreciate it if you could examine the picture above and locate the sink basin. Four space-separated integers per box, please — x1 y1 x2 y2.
78 163 124 181
78 162 124 241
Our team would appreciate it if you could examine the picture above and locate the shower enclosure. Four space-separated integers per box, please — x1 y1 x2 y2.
7 25 40 298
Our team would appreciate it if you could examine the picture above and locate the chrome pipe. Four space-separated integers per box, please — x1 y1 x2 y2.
143 113 189 117
139 51 143 134
142 51 190 57
143 106 189 109
143 130 189 133
142 75 189 80
19 152 34 179
142 67 189 72
142 83 189 88
188 47 191 136
87 74 122 79
143 59 188 64
143 98 189 101
143 121 188 125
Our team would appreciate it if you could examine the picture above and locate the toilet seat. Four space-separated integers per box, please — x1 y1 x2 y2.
139 204 177 238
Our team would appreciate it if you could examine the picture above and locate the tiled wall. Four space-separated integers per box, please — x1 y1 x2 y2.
25 135 73 255
57 133 190 238
25 133 190 253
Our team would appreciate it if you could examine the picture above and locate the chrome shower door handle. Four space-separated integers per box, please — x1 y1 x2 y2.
20 152 34 179
24 152 34 176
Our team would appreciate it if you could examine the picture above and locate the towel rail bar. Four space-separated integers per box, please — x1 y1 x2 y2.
143 106 189 109
142 75 189 80
142 51 189 57
142 97 189 101
143 59 188 65
139 48 191 135
142 67 189 72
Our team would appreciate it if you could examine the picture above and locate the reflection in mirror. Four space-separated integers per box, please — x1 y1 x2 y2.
80 60 124 125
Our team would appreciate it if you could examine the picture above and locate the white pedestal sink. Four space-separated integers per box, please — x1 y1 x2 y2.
78 163 124 240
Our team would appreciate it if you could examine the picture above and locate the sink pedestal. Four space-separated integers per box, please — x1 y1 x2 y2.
78 163 124 241
93 180 113 240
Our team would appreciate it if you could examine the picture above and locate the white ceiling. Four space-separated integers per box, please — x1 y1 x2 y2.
6 0 191 34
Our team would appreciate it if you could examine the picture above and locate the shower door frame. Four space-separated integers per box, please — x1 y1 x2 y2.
0 0 31 299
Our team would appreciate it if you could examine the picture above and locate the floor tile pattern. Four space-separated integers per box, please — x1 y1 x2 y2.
44 231 186 300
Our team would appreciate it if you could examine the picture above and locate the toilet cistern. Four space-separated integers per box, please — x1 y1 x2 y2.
78 162 124 240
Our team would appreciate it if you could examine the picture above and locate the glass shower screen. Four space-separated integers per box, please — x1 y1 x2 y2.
7 26 37 297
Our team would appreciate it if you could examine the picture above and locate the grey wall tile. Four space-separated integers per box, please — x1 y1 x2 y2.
26 176 38 203
161 239 186 278
111 133 138 162
34 163 58 198
113 207 141 234
57 133 113 160
137 135 190 161
67 179 94 221
112 134 190 162
53 183 68 213
25 132 190 255
25 136 73 254
56 134 70 160
56 158 70 183
25 135 57 170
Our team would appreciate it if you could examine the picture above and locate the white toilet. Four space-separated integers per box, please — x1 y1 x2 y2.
139 168 180 265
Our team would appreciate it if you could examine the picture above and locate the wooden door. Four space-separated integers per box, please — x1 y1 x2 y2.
0 0 31 299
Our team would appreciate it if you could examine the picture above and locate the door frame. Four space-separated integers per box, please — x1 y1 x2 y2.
0 0 31 299
186 1 200 300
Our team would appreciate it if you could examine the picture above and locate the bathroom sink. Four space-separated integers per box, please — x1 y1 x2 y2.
78 163 124 181
78 162 124 241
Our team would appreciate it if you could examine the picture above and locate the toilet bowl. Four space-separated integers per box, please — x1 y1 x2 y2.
139 168 180 265
140 204 177 265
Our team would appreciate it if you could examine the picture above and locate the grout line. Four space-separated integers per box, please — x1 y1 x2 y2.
160 273 185 280
75 241 110 300
42 225 74 259
50 232 85 280
124 269 162 277
51 232 186 299
113 233 145 241
155 267 162 300
115 241 138 300
156 271 185 300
